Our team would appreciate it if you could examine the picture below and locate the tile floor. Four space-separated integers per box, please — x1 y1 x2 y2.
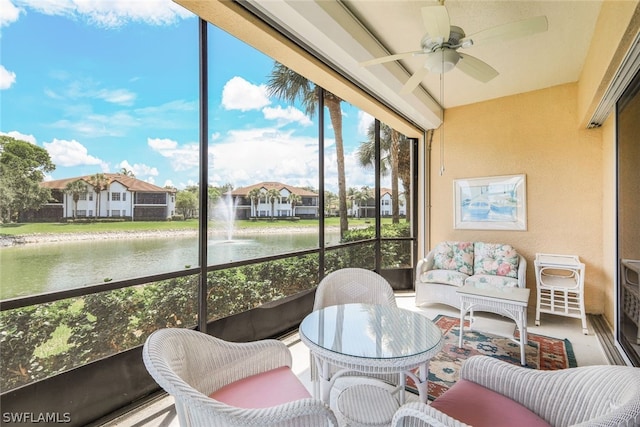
101 291 609 427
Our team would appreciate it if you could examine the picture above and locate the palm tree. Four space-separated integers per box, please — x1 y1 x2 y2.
357 186 374 219
248 188 262 217
287 193 302 217
119 168 135 177
64 179 87 219
347 187 361 218
266 62 348 238
266 188 281 220
87 173 110 218
357 122 408 223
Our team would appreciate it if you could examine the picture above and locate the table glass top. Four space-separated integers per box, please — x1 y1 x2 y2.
299 303 442 360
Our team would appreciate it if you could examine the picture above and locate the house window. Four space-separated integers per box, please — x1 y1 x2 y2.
123 193 126 201
111 210 121 217
76 210 86 217
79 193 87 200
112 193 121 201
89 193 93 201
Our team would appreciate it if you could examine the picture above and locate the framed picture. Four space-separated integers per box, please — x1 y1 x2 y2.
453 174 527 230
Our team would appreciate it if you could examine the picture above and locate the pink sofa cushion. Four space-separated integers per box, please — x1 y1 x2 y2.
431 379 551 427
209 366 311 408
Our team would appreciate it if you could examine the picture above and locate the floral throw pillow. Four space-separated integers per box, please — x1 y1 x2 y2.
473 242 519 278
432 241 474 275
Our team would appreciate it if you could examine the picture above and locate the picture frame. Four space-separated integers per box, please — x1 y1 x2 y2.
453 174 527 230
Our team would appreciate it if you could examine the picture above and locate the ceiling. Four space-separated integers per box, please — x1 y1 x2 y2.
245 0 604 129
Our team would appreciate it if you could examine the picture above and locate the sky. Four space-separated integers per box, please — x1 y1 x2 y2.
0 0 380 192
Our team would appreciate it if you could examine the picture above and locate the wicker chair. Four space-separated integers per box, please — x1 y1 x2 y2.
143 328 337 427
313 267 397 311
311 268 400 424
391 355 640 427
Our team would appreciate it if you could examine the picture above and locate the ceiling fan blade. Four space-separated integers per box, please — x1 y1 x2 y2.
456 53 499 83
461 15 548 47
400 67 429 95
359 50 424 67
421 5 450 42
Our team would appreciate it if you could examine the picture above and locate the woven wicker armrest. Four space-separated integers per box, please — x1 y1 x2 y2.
391 401 470 427
416 252 435 277
143 328 338 427
460 356 640 427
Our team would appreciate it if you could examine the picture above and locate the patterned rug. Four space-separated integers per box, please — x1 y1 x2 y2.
418 314 577 400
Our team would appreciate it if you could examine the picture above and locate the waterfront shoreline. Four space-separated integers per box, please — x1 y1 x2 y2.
0 226 333 248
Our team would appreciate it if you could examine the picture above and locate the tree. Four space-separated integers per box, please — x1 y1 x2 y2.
0 136 55 222
357 186 374 218
347 187 361 217
266 188 281 219
176 190 197 219
357 122 409 223
248 188 262 217
119 168 134 177
287 193 301 217
324 190 338 217
87 173 110 218
266 62 348 237
64 180 88 219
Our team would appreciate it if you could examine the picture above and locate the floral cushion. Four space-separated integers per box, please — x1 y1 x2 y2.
421 269 469 287
465 274 519 289
432 241 474 275
473 242 519 279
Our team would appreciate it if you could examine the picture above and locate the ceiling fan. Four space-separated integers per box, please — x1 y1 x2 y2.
360 2 548 94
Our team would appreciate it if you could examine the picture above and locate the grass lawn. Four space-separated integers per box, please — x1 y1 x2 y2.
0 217 386 236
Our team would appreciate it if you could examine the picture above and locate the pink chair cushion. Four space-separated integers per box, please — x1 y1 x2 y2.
431 379 551 427
209 366 311 408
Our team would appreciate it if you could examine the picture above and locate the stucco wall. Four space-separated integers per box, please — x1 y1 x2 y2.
429 82 605 314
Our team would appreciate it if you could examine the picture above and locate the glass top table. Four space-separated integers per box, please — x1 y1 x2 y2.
299 303 443 404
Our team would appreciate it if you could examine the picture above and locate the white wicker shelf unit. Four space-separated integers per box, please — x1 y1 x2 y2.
534 253 587 334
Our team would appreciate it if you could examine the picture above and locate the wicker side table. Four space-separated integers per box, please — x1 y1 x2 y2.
335 382 399 427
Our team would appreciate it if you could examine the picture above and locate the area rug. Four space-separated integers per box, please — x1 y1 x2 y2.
415 314 578 401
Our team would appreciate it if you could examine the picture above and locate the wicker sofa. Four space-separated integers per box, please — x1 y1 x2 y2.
415 241 526 309
391 355 640 427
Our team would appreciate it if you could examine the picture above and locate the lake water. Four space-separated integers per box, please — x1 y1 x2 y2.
1 232 339 299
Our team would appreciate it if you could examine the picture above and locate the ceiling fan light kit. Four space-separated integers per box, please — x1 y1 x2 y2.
424 49 459 73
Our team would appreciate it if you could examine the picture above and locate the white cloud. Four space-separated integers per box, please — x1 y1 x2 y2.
0 130 36 144
117 159 159 178
11 0 193 29
148 137 198 171
358 111 374 135
96 88 136 105
42 138 106 168
0 65 16 90
262 105 312 127
0 0 21 27
50 111 137 137
209 128 319 189
148 137 177 151
221 76 270 112
45 77 137 106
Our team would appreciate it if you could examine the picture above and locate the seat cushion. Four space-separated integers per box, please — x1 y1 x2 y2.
421 269 469 287
209 366 311 408
431 379 551 427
